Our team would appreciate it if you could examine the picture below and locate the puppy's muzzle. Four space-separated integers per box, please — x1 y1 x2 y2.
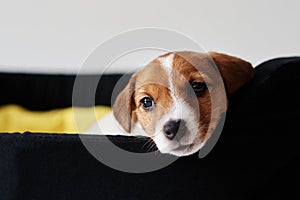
163 119 186 140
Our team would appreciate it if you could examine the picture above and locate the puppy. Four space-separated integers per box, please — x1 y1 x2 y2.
98 51 254 156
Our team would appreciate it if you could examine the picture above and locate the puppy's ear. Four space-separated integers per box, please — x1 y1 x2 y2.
113 75 137 133
208 52 254 95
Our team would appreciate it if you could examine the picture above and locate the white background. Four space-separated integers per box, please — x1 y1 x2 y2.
0 0 299 74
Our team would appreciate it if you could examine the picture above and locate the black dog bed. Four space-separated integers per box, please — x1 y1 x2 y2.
0 57 299 200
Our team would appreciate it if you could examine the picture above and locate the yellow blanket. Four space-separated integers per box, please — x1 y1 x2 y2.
0 104 111 133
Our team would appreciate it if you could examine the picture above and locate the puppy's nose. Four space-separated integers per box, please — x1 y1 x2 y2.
163 119 183 140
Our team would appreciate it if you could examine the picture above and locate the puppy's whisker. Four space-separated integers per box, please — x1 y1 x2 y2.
132 136 149 142
146 141 157 153
148 142 157 152
142 139 154 150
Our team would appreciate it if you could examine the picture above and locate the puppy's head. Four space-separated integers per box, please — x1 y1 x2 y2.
113 51 254 156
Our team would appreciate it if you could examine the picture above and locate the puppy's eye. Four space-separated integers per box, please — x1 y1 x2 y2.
140 97 155 110
191 82 207 97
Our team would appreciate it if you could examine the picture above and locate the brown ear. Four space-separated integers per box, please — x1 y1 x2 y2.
208 52 254 95
113 75 136 133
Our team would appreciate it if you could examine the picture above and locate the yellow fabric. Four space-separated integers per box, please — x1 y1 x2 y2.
0 104 111 134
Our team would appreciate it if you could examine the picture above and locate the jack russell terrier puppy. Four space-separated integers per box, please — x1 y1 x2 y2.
92 51 254 156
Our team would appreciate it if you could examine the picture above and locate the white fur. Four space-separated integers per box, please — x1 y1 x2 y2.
153 98 200 156
156 53 204 156
158 53 174 92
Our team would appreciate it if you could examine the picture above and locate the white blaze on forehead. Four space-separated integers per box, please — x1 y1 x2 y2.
155 53 200 155
158 53 175 71
158 53 175 94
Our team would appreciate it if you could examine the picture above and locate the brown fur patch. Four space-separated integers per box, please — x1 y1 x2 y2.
208 52 254 94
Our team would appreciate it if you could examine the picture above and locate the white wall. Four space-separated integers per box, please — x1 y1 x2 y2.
0 0 299 74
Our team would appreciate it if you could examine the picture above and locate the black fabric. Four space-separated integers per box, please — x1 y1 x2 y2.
0 73 132 110
0 57 300 199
